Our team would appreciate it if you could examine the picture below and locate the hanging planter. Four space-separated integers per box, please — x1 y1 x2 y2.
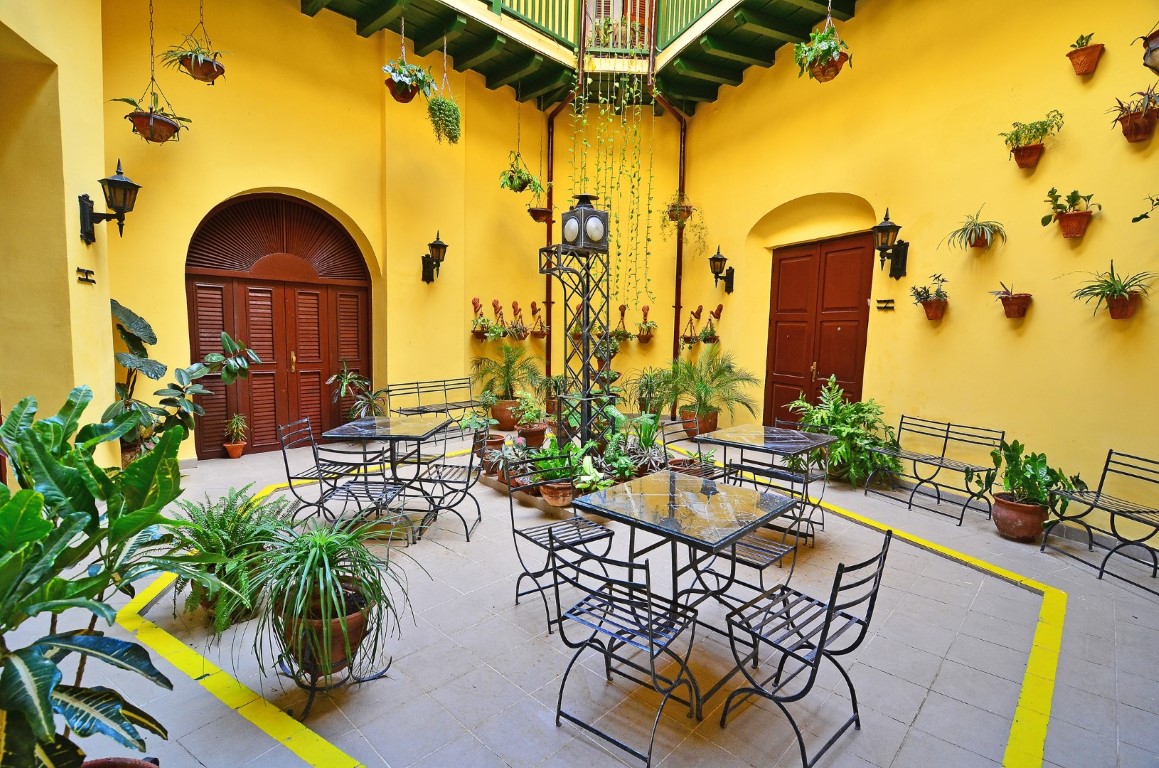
162 2 226 86
1136 27 1159 75
529 301 547 338
499 151 544 195
990 284 1032 319
115 6 190 145
636 306 656 344
1000 110 1064 169
666 202 692 222
1066 34 1103 76
528 206 552 223
1041 188 1099 239
426 39 461 143
1109 86 1159 144
793 18 852 84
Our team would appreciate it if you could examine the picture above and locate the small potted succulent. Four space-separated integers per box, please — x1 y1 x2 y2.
999 110 1064 169
1071 261 1155 320
793 23 852 83
499 151 545 195
910 274 949 320
990 283 1032 319
427 93 462 143
223 413 248 459
1041 188 1099 239
161 34 226 84
943 206 1007 251
966 440 1083 543
382 58 435 103
112 92 191 144
1066 33 1103 76
1108 85 1159 144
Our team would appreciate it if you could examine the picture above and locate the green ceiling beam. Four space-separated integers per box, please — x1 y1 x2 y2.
453 33 507 71
356 0 410 37
699 35 774 67
732 8 810 43
780 0 854 22
672 57 744 86
538 84 573 110
657 78 717 102
486 53 544 90
520 68 572 101
301 0 332 16
415 15 469 56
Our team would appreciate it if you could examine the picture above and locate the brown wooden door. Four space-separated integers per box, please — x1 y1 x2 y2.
764 233 874 423
236 282 287 454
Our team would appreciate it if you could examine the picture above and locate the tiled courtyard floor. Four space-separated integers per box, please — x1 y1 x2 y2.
74 439 1159 767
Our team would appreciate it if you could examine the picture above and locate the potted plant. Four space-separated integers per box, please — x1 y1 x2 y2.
661 193 709 258
382 58 435 103
1108 85 1159 144
528 199 552 223
112 92 192 144
251 518 409 695
793 23 852 83
968 440 1083 543
534 436 578 507
910 274 949 320
508 315 530 341
665 191 693 222
427 93 462 143
515 390 547 448
1066 33 1103 76
161 33 226 84
471 316 493 340
943 206 1007 251
1136 24 1159 75
471 343 543 430
572 455 614 495
669 344 759 438
999 109 1064 169
1041 187 1100 239
1071 260 1156 320
326 362 387 418
698 319 719 344
625 367 671 416
990 283 1032 319
171 487 293 633
223 412 248 458
499 151 545 195
539 374 566 416
460 407 502 454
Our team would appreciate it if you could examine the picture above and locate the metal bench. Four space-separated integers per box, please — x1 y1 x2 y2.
384 376 481 417
1046 450 1159 594
866 415 1004 525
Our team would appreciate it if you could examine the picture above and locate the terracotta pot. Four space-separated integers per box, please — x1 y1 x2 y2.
126 111 181 144
224 442 246 459
518 423 546 448
1055 210 1093 239
1144 30 1159 74
478 433 504 458
999 294 1032 319
497 466 509 485
84 760 164 768
545 398 557 416
1118 110 1157 143
681 334 698 346
701 334 719 344
482 455 499 476
528 207 552 223
992 493 1048 543
541 481 574 508
666 203 692 222
491 400 518 431
1011 143 1044 169
471 329 486 340
508 328 529 341
969 234 990 249
1066 43 1104 76
281 589 369 676
636 331 653 344
678 408 717 439
1107 292 1141 320
385 77 418 103
180 54 226 83
809 51 848 83
531 329 547 339
570 332 584 343
920 299 947 321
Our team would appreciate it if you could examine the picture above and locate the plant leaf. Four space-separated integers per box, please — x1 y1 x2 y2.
0 647 61 741
49 685 144 750
0 491 50 552
110 300 157 345
35 634 171 690
0 709 37 767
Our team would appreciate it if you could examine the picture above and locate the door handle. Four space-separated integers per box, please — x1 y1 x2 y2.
290 351 296 373
811 362 817 382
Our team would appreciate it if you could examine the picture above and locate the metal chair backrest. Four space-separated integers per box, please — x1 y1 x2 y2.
276 417 321 477
822 530 893 656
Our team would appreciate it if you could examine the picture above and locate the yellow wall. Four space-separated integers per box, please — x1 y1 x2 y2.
688 0 1159 476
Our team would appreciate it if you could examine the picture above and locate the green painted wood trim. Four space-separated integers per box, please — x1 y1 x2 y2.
415 15 469 56
485 52 544 89
699 34 774 67
781 0 854 22
301 0 332 17
732 8 810 44
356 0 411 37
656 77 717 102
672 57 744 85
519 67 572 101
453 33 507 71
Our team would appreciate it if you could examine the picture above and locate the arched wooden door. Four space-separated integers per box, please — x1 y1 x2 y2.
185 195 371 459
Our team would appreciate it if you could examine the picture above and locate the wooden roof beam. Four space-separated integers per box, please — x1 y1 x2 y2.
671 57 744 86
538 84 573 110
520 68 572 101
699 35 774 67
657 78 717 102
780 0 854 22
453 33 507 71
301 0 332 16
357 0 410 37
732 8 810 44
486 53 544 90
415 15 469 56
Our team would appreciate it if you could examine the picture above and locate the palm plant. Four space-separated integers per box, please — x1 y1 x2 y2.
624 367 672 415
668 345 759 419
470 343 542 400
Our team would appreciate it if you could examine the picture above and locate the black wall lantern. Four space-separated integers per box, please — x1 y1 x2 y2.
422 230 447 283
79 160 141 245
872 208 908 280
707 246 734 293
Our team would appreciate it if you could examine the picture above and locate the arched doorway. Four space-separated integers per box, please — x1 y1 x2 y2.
185 194 371 459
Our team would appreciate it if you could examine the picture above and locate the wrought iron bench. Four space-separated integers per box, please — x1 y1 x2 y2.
384 376 480 417
1045 450 1159 593
865 415 1004 525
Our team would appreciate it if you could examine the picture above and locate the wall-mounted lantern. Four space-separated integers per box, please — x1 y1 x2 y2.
79 160 141 244
707 246 734 293
872 208 908 280
422 231 448 283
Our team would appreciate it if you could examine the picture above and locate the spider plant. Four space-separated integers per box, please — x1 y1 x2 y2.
943 207 1007 251
1071 261 1156 314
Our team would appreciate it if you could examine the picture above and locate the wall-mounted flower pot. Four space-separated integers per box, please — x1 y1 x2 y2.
680 334 698 346
126 111 181 143
992 493 1048 543
1066 44 1104 76
1107 291 1141 319
530 329 547 339
920 299 947 321
666 203 692 222
1141 29 1159 74
1011 143 1044 169
999 294 1032 318
508 328 529 341
517 423 546 448
491 400 518 431
700 334 719 344
385 77 419 103
969 234 990 249
1055 210 1093 239
180 54 226 84
809 51 849 83
1118 110 1157 143
223 441 246 459
636 331 653 344
471 329 486 341
528 207 551 223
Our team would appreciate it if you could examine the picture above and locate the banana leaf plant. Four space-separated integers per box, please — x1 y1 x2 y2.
0 387 223 767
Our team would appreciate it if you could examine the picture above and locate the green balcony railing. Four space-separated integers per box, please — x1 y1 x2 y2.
490 0 579 49
656 0 715 50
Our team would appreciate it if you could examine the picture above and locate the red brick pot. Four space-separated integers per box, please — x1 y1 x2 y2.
1118 110 1157 143
1011 143 1044 169
809 51 849 83
920 299 947 321
180 54 226 83
999 294 1032 318
1055 210 1093 239
1107 292 1141 320
992 493 1048 543
1066 44 1104 76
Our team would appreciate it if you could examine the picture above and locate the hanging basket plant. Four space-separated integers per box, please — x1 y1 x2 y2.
636 305 656 344
113 91 191 144
999 110 1064 169
1108 85 1159 144
793 22 852 83
428 94 461 143
162 1 226 85
383 60 435 103
499 151 544 195
942 206 1007 251
1066 34 1103 76
528 204 552 223
660 192 708 258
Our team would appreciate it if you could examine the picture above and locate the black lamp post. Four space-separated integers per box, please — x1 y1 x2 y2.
707 246 734 293
872 208 908 280
79 160 141 244
559 193 609 253
422 230 447 283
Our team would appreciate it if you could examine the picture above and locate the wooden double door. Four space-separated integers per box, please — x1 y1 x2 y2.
763 232 874 424
187 277 370 459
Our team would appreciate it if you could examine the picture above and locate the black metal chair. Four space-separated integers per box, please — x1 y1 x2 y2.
549 535 701 767
276 417 362 518
661 417 726 480
720 530 893 768
506 455 614 633
411 428 487 542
